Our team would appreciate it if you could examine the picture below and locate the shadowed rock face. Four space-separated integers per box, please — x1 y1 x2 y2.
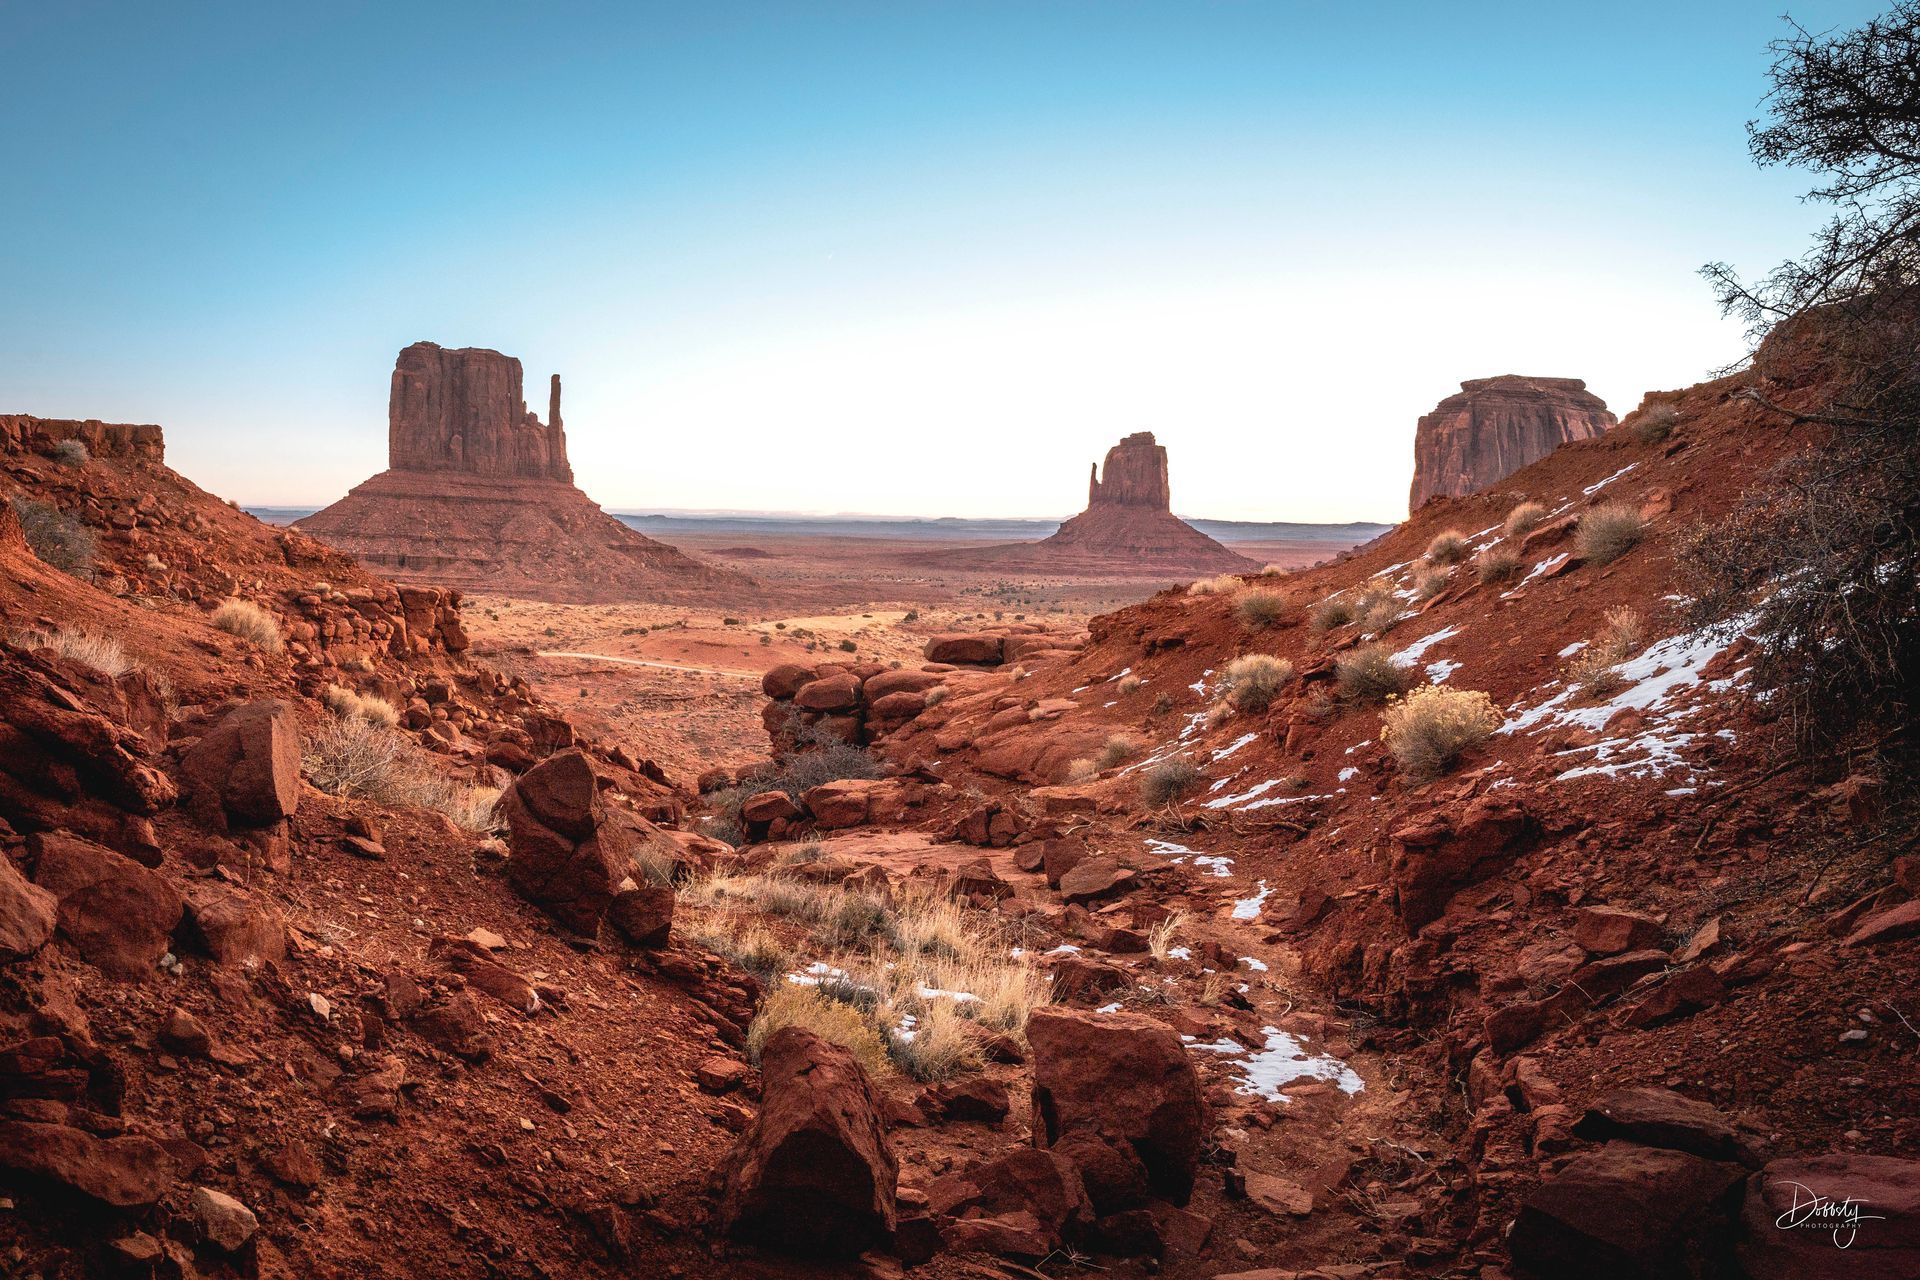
1409 376 1615 512
1087 431 1171 509
388 342 571 482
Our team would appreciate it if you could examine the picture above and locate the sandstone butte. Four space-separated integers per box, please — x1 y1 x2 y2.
296 342 751 604
1408 375 1616 512
924 431 1255 575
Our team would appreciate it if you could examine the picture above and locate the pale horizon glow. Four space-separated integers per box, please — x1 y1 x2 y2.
1 3 1877 524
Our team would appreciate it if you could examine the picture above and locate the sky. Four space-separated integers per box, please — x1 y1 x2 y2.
0 1 1884 523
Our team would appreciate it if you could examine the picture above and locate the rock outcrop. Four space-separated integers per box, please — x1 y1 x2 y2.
920 432 1254 576
298 343 750 604
1408 376 1615 511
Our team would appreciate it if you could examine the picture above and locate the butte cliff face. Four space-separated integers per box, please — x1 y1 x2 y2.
297 344 750 604
1408 376 1615 512
926 431 1254 575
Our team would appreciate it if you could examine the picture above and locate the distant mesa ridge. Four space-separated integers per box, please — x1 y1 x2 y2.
1409 374 1615 512
295 342 750 604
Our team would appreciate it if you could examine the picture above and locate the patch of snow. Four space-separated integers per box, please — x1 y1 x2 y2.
1144 838 1194 858
1205 779 1285 809
1213 733 1259 761
1427 658 1461 683
1095 1001 1123 1014
1232 881 1272 921
1045 944 1081 956
1242 956 1269 972
1345 739 1371 754
1583 462 1638 495
1337 766 1359 782
1168 946 1192 961
1518 553 1569 586
1191 855 1235 877
1558 640 1589 658
1392 625 1460 666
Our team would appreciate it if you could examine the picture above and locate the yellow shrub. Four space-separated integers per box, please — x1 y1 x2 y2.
1380 685 1504 779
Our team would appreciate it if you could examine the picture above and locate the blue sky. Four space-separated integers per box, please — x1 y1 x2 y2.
0 2 1881 521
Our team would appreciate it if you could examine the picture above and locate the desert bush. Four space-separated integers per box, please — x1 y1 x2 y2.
888 999 984 1082
10 497 95 577
50 439 89 467
1474 547 1523 584
1116 674 1143 696
1336 643 1413 704
1566 606 1645 699
1504 501 1549 537
304 714 500 830
1414 569 1451 601
14 625 134 677
397 774 503 832
1259 563 1285 576
1234 591 1289 630
322 683 400 728
775 736 882 798
1147 909 1187 963
1576 504 1648 566
1633 403 1680 444
1187 573 1241 596
699 784 751 847
1221 653 1294 712
747 983 893 1079
1353 587 1403 635
1424 530 1469 565
922 684 949 707
1096 734 1142 770
1141 757 1199 806
1309 596 1355 633
1064 757 1097 783
1380 684 1504 779
211 599 284 655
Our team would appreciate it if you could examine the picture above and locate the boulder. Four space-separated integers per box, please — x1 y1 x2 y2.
863 669 943 701
501 749 623 935
1508 1140 1744 1280
608 882 674 949
740 790 801 825
793 674 862 713
1572 1087 1759 1166
1572 906 1667 956
925 635 1004 666
803 780 876 830
178 699 301 829
0 855 57 960
1058 856 1137 905
1026 1007 1205 1212
189 1185 259 1252
178 884 288 967
0 1121 176 1207
30 831 183 980
762 664 814 700
718 1026 896 1256
1738 1153 1920 1279
1390 792 1536 928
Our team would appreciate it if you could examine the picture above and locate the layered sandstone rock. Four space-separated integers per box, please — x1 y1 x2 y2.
298 343 749 604
921 432 1254 576
1409 376 1614 511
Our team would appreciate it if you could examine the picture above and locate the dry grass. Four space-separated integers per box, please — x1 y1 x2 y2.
1336 643 1414 704
14 625 135 677
1064 757 1097 783
1197 972 1233 1007
1424 530 1469 565
304 714 501 831
1633 403 1680 444
1259 563 1285 576
1566 606 1645 699
922 684 950 707
1096 733 1143 770
1234 591 1289 630
889 999 984 1082
747 983 894 1079
50 438 90 467
1414 569 1451 601
322 683 400 728
1221 653 1294 712
1504 501 1549 537
1576 504 1648 566
1187 573 1242 596
1310 595 1356 633
1474 547 1523 584
1147 909 1187 963
1116 674 1143 696
1141 757 1199 806
1380 685 1504 779
210 599 283 655
1356 587 1403 635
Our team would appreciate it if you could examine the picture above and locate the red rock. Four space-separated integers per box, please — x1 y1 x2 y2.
695 1056 749 1093
1408 375 1615 510
921 1076 1010 1123
1842 899 1920 948
1058 856 1137 905
501 749 623 935
0 854 56 959
0 1121 176 1206
1048 955 1130 1002
794 674 862 712
866 690 927 721
1739 1153 1920 1279
1041 838 1090 889
802 780 874 829
1508 1141 1743 1279
608 882 674 948
948 857 1012 901
179 884 288 967
30 831 183 980
740 790 800 825
1243 1171 1313 1217
1572 905 1667 955
159 1007 212 1057
178 699 301 830
863 669 943 701
1622 965 1725 1028
1572 1087 1758 1166
718 1026 896 1256
1026 1007 1205 1212
1390 792 1537 928
924 634 1004 666
760 664 814 700
1486 999 1551 1054
930 1147 1093 1248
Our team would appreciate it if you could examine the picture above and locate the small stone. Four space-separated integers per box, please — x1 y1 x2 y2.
307 993 332 1020
190 1185 259 1252
467 927 508 951
158 1007 212 1057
